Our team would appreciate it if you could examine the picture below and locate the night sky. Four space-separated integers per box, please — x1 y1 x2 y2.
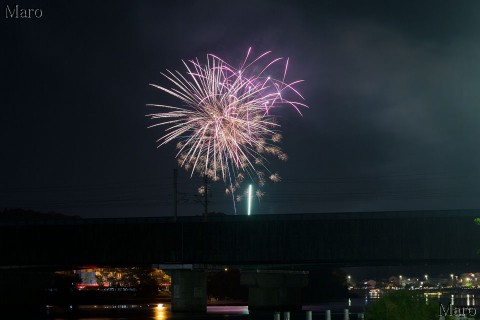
2 0 480 218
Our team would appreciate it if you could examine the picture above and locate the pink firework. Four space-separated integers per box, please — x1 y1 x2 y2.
148 48 306 203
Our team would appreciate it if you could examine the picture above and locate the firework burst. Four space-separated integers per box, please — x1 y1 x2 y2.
148 48 306 208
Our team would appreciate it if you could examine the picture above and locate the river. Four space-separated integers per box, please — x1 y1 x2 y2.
9 292 480 319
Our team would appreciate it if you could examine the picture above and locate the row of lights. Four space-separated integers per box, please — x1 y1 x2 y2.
346 274 471 284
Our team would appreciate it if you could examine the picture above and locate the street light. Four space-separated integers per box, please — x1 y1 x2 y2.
346 275 352 288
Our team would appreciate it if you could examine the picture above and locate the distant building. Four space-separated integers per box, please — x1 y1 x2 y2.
77 269 97 285
364 279 376 288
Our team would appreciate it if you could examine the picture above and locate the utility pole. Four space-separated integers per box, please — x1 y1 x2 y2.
173 168 178 221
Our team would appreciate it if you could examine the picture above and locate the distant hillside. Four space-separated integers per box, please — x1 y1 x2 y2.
0 208 80 221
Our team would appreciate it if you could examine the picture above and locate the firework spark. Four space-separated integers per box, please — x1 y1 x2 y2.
148 48 306 206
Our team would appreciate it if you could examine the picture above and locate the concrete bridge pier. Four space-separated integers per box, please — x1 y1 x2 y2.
171 269 206 312
241 270 309 311
0 269 54 316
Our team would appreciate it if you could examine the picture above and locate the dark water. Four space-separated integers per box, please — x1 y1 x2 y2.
47 304 249 320
12 293 480 320
43 300 365 320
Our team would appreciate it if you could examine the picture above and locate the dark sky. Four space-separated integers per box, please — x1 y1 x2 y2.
2 0 480 218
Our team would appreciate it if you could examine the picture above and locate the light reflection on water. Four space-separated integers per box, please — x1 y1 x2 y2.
41 294 480 319
444 293 479 306
207 306 249 314
47 303 170 320
304 292 480 316
359 290 480 307
154 304 168 320
47 303 250 320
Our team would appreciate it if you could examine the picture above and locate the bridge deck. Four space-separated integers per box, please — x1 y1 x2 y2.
1 210 479 267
